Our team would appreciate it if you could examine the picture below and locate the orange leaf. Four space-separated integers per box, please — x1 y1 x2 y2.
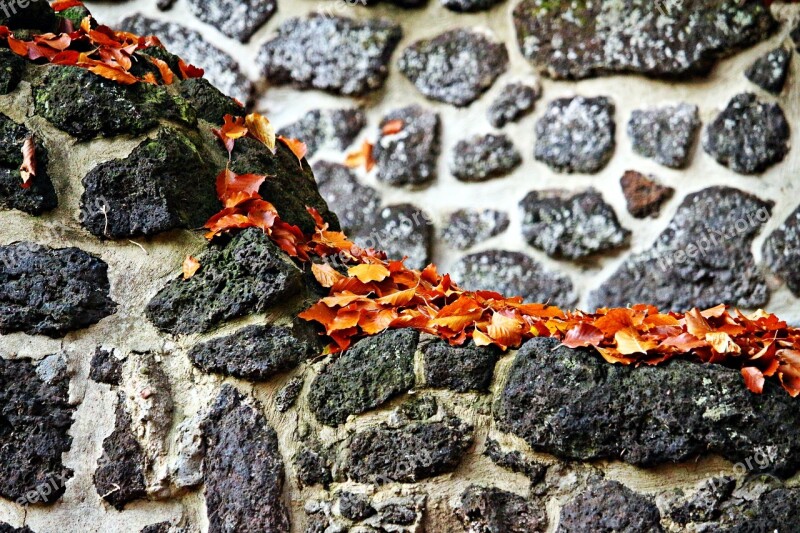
345 140 375 172
19 136 36 189
312 263 345 288
705 331 741 355
594 308 635 336
381 119 404 135
376 287 417 306
52 0 84 11
348 264 390 283
182 255 200 280
149 56 175 84
245 112 276 152
615 327 658 355
87 62 139 84
742 367 765 394
278 136 307 167
562 323 604 349
684 308 712 338
596 346 636 365
178 58 204 79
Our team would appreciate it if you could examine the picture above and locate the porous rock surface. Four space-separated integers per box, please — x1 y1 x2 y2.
0 114 57 215
627 103 699 169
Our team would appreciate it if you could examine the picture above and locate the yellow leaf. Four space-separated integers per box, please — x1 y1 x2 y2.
245 112 276 152
615 327 658 355
348 263 390 283
182 255 200 280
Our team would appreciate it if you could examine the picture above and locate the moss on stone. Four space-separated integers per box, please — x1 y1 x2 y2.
178 77 243 124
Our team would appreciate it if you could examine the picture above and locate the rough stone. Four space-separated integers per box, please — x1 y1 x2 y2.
230 137 340 234
513 0 776 79
353 204 433 270
668 477 736 526
487 82 539 128
0 242 116 337
0 357 73 505
373 105 440 187
140 524 170 533
188 322 322 381
294 447 332 489
34 66 196 141
520 189 630 260
0 114 57 216
422 339 498 392
344 417 473 483
177 78 243 124
441 0 504 12
764 204 800 298
745 46 791 95
121 15 253 103
308 329 419 426
0 525 34 533
89 348 125 386
457 485 546 533
702 93 789 174
483 439 546 484
721 483 800 532
187 0 276 42
314 162 381 234
339 492 376 521
275 377 304 413
557 480 662 533
145 228 304 335
397 395 438 421
441 209 509 250
279 109 366 158
0 0 57 31
589 187 771 312
452 250 575 307
627 103 700 169
494 338 800 476
81 129 219 238
451 133 521 182
534 96 615 174
202 385 289 532
168 413 205 491
398 28 508 106
620 171 674 219
0 49 25 95
258 14 402 96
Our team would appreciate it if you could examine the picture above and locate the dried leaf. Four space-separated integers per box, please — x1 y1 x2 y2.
742 367 765 394
312 263 345 288
345 140 375 172
19 136 36 189
182 255 200 280
348 264 390 283
278 136 307 167
562 323 604 349
381 119 404 135
245 113 276 152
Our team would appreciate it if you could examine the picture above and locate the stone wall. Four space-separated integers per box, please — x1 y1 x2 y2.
86 0 800 325
0 2 799 533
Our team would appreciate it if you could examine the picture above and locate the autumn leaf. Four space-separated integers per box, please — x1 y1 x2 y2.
278 136 307 167
312 263 345 288
149 56 175 84
348 263 390 283
19 136 36 189
182 255 200 280
51 0 85 11
562 323 604 349
742 367 765 394
86 62 139 84
245 113 276 152
345 140 375 172
381 119 404 135
615 327 658 355
178 59 204 79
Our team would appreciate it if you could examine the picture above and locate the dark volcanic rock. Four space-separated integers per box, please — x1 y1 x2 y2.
0 114 57 215
294 447 332 488
275 377 304 413
188 322 322 381
745 46 791 95
520 189 630 260
589 187 771 312
534 96 615 174
722 484 800 532
0 242 115 337
81 129 219 239
140 524 171 533
441 209 509 250
0 525 34 533
557 480 662 533
89 348 124 386
121 16 252 103
34 66 196 141
0 357 73 505
339 492 376 521
513 0 775 80
669 477 736 526
763 204 800 297
373 105 440 187
487 82 539 128
441 0 504 12
146 229 304 335
457 485 546 533
344 417 473 483
620 170 674 219
398 395 438 421
452 250 575 307
230 137 340 234
494 338 800 476
177 78 243 124
187 0 276 42
422 339 499 392
451 133 521 182
483 439 546 483
309 329 419 426
702 93 789 174
314 161 381 234
0 49 25 95
398 28 508 106
202 385 289 532
0 0 57 31
628 103 700 169
353 204 433 270
258 14 402 96
94 395 147 510
279 109 366 158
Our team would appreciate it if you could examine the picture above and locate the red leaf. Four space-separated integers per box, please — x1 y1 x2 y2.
51 0 85 12
742 367 765 394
